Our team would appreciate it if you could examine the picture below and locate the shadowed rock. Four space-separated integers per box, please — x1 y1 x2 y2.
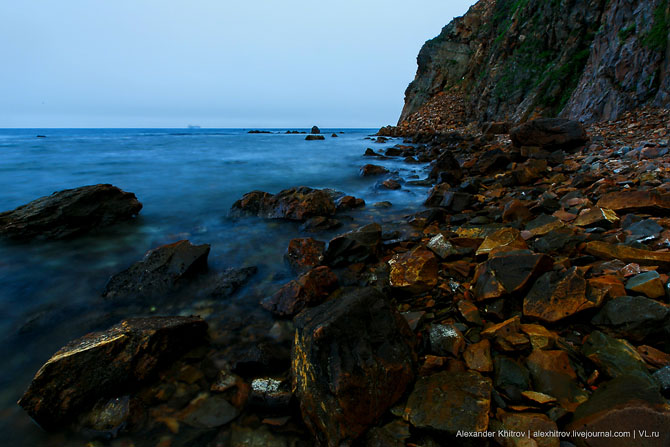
510 118 588 150
0 184 142 241
261 266 339 317
323 223 382 267
230 186 336 221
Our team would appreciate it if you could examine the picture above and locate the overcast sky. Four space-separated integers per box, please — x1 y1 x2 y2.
0 1 473 128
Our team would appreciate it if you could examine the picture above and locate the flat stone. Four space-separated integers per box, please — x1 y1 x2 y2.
464 339 493 372
389 246 439 293
493 355 531 402
475 227 528 257
525 214 566 237
596 190 670 215
473 250 553 301
625 271 665 299
502 200 534 223
481 316 530 352
573 207 619 228
179 393 239 429
457 299 483 325
584 241 670 269
526 350 588 412
521 391 557 405
520 324 557 350
581 330 651 380
403 370 491 434
18 316 208 430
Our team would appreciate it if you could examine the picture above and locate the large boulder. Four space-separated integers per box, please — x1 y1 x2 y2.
230 187 336 221
102 240 210 300
510 118 588 150
292 288 415 446
18 316 208 430
0 184 142 241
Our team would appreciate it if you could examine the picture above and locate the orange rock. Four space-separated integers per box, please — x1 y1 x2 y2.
457 299 483 325
520 324 557 350
587 276 626 299
584 241 670 269
475 227 528 257
473 250 553 301
481 316 530 352
573 207 619 227
597 190 670 214
464 339 493 372
637 345 670 368
389 246 439 293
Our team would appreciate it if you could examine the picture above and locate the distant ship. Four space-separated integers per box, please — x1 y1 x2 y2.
187 125 201 129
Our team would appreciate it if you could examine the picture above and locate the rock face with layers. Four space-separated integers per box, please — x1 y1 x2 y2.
18 316 208 430
292 288 415 446
0 184 142 241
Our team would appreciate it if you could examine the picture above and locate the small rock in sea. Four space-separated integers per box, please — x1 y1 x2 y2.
0 184 142 241
36 135 46 138
230 186 336 221
299 216 342 232
284 237 325 274
311 125 320 134
373 201 392 208
381 179 401 190
336 195 365 211
331 133 338 137
360 164 390 176
305 135 325 140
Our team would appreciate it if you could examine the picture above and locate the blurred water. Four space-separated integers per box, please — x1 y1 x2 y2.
0 128 431 445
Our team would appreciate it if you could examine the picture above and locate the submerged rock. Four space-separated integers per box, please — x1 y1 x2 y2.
0 184 142 241
292 288 415 446
230 186 336 221
18 316 208 430
305 135 325 141
360 164 390 176
102 240 210 300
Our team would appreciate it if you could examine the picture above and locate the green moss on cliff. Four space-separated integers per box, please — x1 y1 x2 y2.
644 0 669 52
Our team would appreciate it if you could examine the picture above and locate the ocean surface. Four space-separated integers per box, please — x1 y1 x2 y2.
0 128 432 445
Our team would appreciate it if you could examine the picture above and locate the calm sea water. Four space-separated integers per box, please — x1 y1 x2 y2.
0 128 431 445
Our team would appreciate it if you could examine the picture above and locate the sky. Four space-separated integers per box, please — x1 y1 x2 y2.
0 1 473 128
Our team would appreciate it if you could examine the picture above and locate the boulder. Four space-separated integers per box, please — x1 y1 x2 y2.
18 316 208 430
230 186 336 221
389 246 439 293
360 164 390 176
102 240 210 300
261 266 339 317
292 288 415 446
510 118 588 150
284 237 325 274
311 126 320 134
428 151 462 181
0 184 142 241
323 223 382 267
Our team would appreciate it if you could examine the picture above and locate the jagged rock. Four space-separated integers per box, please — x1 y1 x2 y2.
381 179 401 190
207 266 258 299
360 164 389 176
305 135 325 141
592 296 670 342
596 190 670 215
438 191 472 212
481 316 530 352
300 216 342 232
389 246 438 293
336 195 365 211
261 266 339 317
323 223 382 267
573 207 619 228
284 237 325 274
581 330 651 380
584 241 670 268
403 370 492 435
424 183 451 207
248 378 292 411
526 350 588 412
230 186 336 221
510 119 588 150
520 324 557 351
292 288 415 446
568 375 670 447
18 316 208 429
473 250 553 301
102 240 210 300
428 323 465 357
426 233 459 259
625 271 666 299
524 267 604 323
0 184 142 241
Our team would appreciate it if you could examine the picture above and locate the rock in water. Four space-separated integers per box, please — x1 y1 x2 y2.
305 135 325 141
102 240 210 300
510 118 588 150
311 125 320 134
18 316 208 430
323 223 382 267
292 288 415 446
0 184 142 241
230 186 336 221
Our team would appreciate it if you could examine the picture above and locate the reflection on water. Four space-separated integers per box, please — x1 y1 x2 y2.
0 128 431 445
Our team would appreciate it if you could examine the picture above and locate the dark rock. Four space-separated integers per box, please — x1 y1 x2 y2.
653 366 670 395
510 118 588 150
102 240 210 300
429 323 466 357
502 199 533 223
336 195 365 211
248 378 292 412
0 184 142 241
584 241 670 268
403 370 492 434
284 237 325 274
18 316 208 430
389 246 438 293
473 250 553 301
311 126 320 134
299 216 342 232
483 121 510 136
625 271 666 299
179 394 239 429
331 133 338 137
360 164 390 176
232 341 290 377
364 148 381 157
581 330 651 380
494 355 531 402
261 266 339 317
512 159 548 185
385 147 403 156
477 148 511 174
381 179 402 190
323 223 382 267
230 186 336 221
206 266 257 299
429 151 462 181
305 135 325 141
492 411 559 447
526 349 588 412
292 288 415 446
439 191 472 212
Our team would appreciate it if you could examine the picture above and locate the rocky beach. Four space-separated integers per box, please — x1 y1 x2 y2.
3 0 670 446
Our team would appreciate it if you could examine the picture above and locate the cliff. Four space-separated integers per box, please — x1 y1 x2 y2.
399 0 670 127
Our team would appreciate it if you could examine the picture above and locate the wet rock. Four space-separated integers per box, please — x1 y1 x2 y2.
568 375 670 447
424 183 451 207
331 133 338 138
292 288 415 446
464 339 493 372
426 233 459 259
305 135 325 140
230 186 336 221
360 164 390 176
77 396 130 436
248 378 292 411
323 223 382 267
510 118 588 150
581 330 651 380
596 190 670 215
525 214 565 237
524 268 602 323
458 299 483 325
573 207 619 228
232 342 290 377
102 240 210 300
584 241 670 268
336 195 365 211
625 271 665 299
284 237 325 274
477 149 511 174
526 350 588 411
476 227 528 257
492 411 559 447
473 250 553 301
18 316 208 429
311 126 320 134
0 184 142 241
207 266 257 299
381 179 401 190
179 393 239 429
429 151 462 181
429 323 466 357
494 355 531 402
261 266 339 317
299 216 342 232
403 370 491 434
389 246 438 293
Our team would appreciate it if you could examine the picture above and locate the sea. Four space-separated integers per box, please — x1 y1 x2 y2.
0 128 432 445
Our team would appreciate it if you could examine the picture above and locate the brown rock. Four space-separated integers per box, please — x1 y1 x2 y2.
284 237 325 274
457 299 483 325
526 350 588 412
360 164 390 176
403 370 492 435
261 266 339 317
336 195 365 211
520 324 557 351
481 316 530 352
573 207 619 228
502 199 534 223
323 223 382 267
596 190 670 215
476 227 528 257
584 241 670 269
429 323 466 357
381 179 402 190
389 246 439 293
230 186 336 221
625 271 665 299
510 118 588 150
18 316 208 430
464 339 493 372
473 250 553 301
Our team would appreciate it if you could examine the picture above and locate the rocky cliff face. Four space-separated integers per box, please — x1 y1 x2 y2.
399 0 670 126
